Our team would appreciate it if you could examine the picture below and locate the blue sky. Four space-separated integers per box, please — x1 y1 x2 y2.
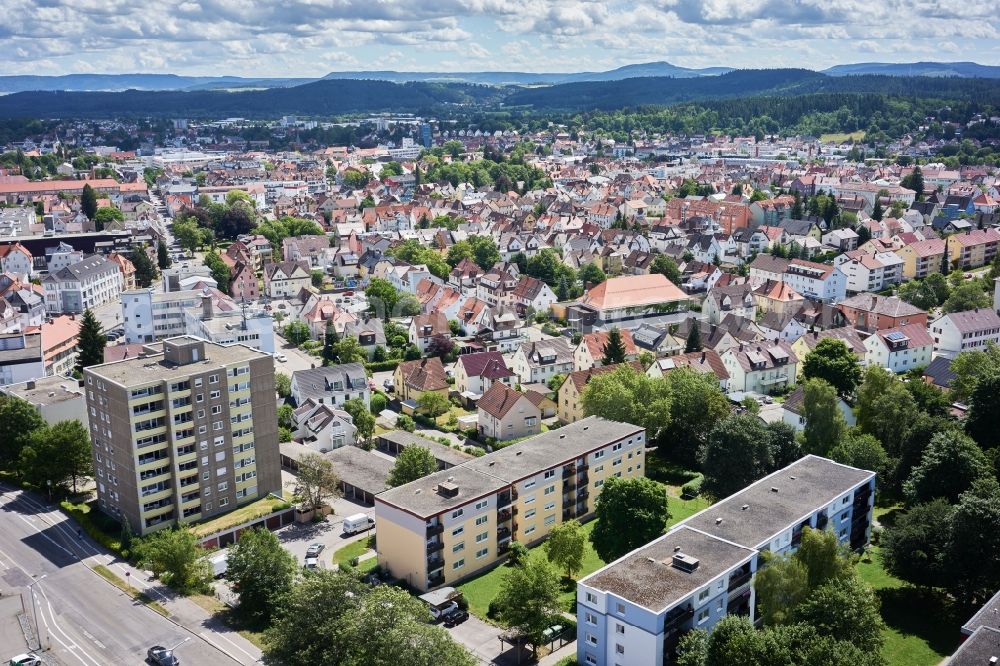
2 0 999 76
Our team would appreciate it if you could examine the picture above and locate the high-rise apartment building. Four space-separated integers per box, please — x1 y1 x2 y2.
83 336 281 534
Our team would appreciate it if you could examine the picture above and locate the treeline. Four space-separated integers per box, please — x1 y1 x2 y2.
0 79 502 119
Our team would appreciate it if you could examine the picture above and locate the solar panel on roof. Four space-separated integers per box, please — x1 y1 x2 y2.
885 331 908 342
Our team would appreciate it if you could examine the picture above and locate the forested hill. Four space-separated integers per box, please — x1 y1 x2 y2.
1 68 999 119
0 79 501 119
504 69 1000 110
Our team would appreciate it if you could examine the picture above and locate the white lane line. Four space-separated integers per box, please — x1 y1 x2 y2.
31 587 93 666
203 628 260 662
37 584 105 666
199 631 257 665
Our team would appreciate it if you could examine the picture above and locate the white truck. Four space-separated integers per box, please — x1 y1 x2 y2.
342 513 375 536
208 550 228 578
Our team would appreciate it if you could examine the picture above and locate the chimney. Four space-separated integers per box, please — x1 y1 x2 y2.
26 380 35 390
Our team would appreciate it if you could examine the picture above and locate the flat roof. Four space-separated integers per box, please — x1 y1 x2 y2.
683 455 874 549
377 430 473 467
376 417 644 519
963 587 1000 636
86 336 268 387
948 626 1000 666
326 446 393 495
2 375 83 406
583 526 755 612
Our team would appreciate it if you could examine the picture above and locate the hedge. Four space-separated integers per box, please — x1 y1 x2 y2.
61 500 125 556
366 360 401 373
681 473 705 499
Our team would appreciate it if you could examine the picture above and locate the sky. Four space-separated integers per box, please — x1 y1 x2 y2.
3 0 1000 77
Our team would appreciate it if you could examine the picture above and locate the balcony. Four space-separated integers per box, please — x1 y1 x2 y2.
426 541 444 554
728 571 753 592
498 509 512 523
498 542 510 555
562 466 576 479
497 526 511 541
497 493 512 509
563 479 577 492
577 489 590 501
664 605 694 630
427 556 444 570
426 523 444 537
428 573 444 588
578 462 589 472
577 473 589 484
563 508 575 521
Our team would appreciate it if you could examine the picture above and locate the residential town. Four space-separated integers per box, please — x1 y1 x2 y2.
1 112 1000 666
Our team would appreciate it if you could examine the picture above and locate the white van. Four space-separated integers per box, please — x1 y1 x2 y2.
208 550 228 578
343 513 375 535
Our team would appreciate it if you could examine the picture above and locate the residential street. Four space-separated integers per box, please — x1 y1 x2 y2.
0 484 260 666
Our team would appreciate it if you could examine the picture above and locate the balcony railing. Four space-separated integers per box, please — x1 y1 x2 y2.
428 573 444 588
426 541 444 554
497 494 512 508
577 489 590 501
563 480 577 492
563 508 575 521
427 556 444 570
578 473 589 484
562 466 576 479
497 527 511 540
426 523 444 537
498 509 512 522
728 571 753 592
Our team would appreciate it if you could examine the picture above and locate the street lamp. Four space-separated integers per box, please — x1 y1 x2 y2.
28 575 47 651
168 637 190 652
46 480 51 504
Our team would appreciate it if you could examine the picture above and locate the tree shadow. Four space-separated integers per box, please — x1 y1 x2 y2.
876 586 961 657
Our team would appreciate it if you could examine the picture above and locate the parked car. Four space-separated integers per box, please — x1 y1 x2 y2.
383 379 394 392
274 353 287 363
8 655 42 666
305 543 324 558
443 608 469 627
146 646 180 666
428 601 458 621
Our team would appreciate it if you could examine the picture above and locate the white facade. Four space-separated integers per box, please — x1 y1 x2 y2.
782 263 847 303
43 255 123 314
122 289 200 343
930 309 1000 359
864 330 933 374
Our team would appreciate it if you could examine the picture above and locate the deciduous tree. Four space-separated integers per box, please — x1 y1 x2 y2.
545 519 586 578
802 378 846 456
387 446 438 487
17 420 92 493
226 527 297 628
582 366 672 442
417 391 450 419
903 430 990 505
801 338 861 399
492 559 562 658
132 528 212 594
291 453 341 510
701 415 774 499
342 398 375 448
590 476 669 562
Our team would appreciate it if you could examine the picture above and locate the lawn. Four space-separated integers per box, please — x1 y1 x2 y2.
820 130 866 143
856 546 961 666
457 492 712 620
333 536 378 573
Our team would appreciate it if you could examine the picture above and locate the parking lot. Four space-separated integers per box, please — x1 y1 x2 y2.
272 493 376 569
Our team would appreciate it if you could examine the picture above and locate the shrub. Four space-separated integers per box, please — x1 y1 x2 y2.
681 473 705 498
61 500 125 555
365 360 400 373
507 541 528 566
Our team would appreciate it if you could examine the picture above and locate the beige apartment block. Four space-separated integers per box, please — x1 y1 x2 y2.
375 416 646 591
84 336 281 535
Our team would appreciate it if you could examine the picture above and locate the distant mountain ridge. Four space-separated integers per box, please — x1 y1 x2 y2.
1 61 997 94
823 61 1000 78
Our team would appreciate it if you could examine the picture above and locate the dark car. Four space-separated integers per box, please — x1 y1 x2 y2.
443 608 469 627
147 646 180 666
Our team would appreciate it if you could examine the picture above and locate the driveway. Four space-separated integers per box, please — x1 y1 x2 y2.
445 614 504 665
274 497 375 569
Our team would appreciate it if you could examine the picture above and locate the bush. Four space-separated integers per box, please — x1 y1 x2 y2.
507 541 528 566
61 500 125 556
681 473 705 499
396 414 416 432
365 360 400 373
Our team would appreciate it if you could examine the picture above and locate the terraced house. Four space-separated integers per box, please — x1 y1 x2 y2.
374 417 646 591
576 455 876 666
83 336 281 535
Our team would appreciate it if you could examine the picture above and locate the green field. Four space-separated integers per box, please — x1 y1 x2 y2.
820 130 866 143
856 546 961 666
457 492 711 620
333 536 378 572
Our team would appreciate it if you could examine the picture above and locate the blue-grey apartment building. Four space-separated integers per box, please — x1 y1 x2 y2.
576 455 876 666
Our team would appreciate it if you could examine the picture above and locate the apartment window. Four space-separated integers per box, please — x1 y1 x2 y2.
594 465 604 473
217 466 227 476
840 511 849 520
214 421 223 430
202 471 210 480
452 526 464 537
544 515 556 526
616 645 624 655
200 441 208 451
476 515 488 526
452 542 464 553
543 469 555 480
585 612 597 625
616 624 625 635
476 547 489 559
594 450 605 460
197 409 206 419
585 654 597 665
612 442 622 452
595 480 604 488
215 451 225 462
524 525 536 535
218 481 229 492
209 374 219 384
475 499 488 510
523 495 535 504
201 456 209 467
212 405 222 415
616 603 625 615
523 479 536 489
476 532 489 543
205 502 212 511
842 497 849 505
586 592 597 604
544 501 555 511
452 559 465 570
196 394 204 402
587 634 597 646
194 378 203 387
452 509 464 519
544 485 555 496
210 390 221 399
613 458 622 467
698 609 710 624
198 425 207 434
219 498 229 507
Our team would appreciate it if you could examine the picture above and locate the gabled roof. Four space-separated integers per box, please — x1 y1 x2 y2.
580 329 638 360
477 382 533 418
564 360 645 394
457 351 514 380
839 293 925 318
580 273 687 310
397 356 448 392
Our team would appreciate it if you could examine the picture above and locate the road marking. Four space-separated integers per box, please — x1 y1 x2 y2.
199 631 258 665
79 627 107 650
32 587 99 666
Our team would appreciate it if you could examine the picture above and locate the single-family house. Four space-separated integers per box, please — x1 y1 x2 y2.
720 341 799 394
477 383 542 441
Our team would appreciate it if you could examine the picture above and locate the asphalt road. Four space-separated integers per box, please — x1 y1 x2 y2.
0 486 254 666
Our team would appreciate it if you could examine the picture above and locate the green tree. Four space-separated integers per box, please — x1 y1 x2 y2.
277 403 294 430
76 308 106 373
333 337 368 366
387 446 438 487
81 183 98 220
903 430 990 505
685 320 701 352
226 527 297 628
417 391 450 419
492 559 562 658
964 367 1000 449
801 338 861 399
871 198 884 222
17 420 92 493
132 528 212 593
829 433 890 481
582 366 672 442
795 527 854 590
661 369 730 469
342 398 375 448
880 498 954 588
203 252 231 293
601 327 627 365
275 372 291 399
291 453 341 510
578 262 606 287
701 415 774 499
545 519 586 578
369 393 387 414
590 476 669 562
0 395 45 471
650 254 681 284
950 344 1000 403
396 414 416 432
172 217 204 253
942 282 990 313
283 320 312 346
855 366 916 456
755 555 810 625
366 277 399 317
802 378 846 456
790 576 885 653
93 206 124 231
321 320 339 367
949 477 1000 605
157 240 171 269
130 246 158 288
901 166 924 199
